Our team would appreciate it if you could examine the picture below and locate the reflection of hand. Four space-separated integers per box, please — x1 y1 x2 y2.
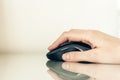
48 29 120 64
62 62 120 80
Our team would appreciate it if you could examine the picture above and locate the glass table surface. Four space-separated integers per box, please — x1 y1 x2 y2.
0 51 120 80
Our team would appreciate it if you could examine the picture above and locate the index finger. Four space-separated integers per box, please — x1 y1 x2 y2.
48 29 94 50
48 32 69 50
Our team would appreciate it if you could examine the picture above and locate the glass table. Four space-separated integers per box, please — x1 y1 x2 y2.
0 51 120 80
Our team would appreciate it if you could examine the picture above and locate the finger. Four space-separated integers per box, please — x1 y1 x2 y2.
62 49 100 63
48 32 69 50
48 29 95 50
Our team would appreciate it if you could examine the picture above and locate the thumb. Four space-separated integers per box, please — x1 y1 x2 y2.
62 49 100 63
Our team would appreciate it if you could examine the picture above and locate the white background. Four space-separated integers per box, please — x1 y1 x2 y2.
0 0 120 51
117 0 120 37
117 0 120 10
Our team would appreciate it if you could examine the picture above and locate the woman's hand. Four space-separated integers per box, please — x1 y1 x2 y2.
48 29 120 64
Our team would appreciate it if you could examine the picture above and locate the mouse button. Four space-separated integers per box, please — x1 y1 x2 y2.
60 46 69 51
57 42 76 50
60 46 80 53
75 44 91 51
77 43 91 49
59 45 77 51
59 41 73 47
73 46 84 52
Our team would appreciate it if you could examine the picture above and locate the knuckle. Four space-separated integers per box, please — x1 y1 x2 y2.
87 30 94 35
70 52 75 58
86 30 98 37
88 30 99 34
69 52 78 61
62 31 68 36
69 29 76 32
87 52 99 62
90 53 99 62
72 52 80 61
62 31 72 39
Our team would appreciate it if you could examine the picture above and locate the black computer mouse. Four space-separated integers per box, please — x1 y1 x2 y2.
47 41 91 61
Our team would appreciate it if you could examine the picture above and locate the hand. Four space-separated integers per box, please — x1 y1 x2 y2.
48 29 120 64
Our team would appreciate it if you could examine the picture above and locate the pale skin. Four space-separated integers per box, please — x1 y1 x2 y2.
48 29 120 64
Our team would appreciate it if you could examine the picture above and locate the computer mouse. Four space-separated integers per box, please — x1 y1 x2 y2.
47 41 91 61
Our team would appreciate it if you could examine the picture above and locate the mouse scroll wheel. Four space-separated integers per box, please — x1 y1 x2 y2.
74 46 84 52
60 47 69 51
59 43 68 47
60 46 83 52
59 42 72 47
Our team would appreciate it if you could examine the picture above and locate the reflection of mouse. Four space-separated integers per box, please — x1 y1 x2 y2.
46 61 90 80
47 41 91 61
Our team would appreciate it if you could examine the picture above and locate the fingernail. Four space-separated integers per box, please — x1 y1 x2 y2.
63 53 70 60
62 63 69 70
